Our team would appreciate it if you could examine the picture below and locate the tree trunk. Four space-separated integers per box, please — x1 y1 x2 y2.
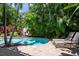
8 4 19 45
3 3 8 46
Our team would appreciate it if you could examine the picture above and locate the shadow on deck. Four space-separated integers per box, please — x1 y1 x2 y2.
0 46 32 56
60 48 79 56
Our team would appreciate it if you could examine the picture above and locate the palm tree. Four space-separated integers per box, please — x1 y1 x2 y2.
8 3 19 45
2 3 23 46
3 3 8 46
8 3 23 46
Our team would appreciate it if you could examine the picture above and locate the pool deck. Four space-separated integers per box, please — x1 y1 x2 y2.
0 41 75 56
17 41 61 56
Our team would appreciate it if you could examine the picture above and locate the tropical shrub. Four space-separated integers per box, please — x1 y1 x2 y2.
25 4 69 39
26 3 79 39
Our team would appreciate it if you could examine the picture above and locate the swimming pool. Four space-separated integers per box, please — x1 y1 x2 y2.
0 37 49 45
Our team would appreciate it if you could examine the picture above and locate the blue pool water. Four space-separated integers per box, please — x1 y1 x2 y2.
0 37 49 45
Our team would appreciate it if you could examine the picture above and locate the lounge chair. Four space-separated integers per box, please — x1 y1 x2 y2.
64 32 76 48
53 32 77 49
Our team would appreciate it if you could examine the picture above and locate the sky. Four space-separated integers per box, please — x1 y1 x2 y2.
19 3 29 14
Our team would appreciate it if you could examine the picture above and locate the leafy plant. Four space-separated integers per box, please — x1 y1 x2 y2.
26 3 69 38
